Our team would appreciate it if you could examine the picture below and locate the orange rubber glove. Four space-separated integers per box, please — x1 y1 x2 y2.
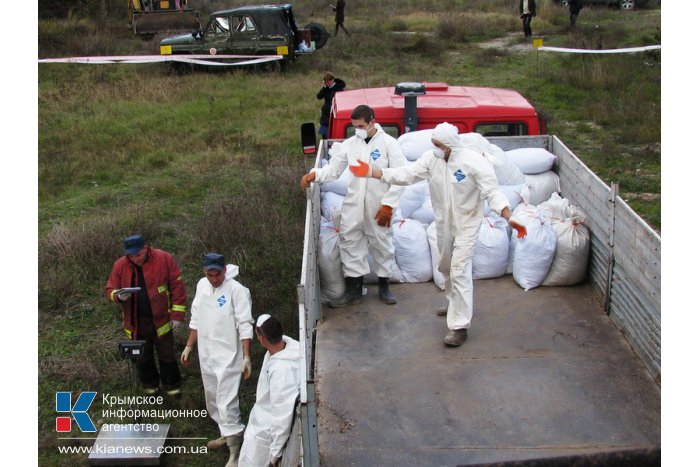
301 171 316 191
509 218 528 238
349 160 370 177
375 205 393 228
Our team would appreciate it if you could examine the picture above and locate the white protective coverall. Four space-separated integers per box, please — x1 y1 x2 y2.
190 264 254 437
311 123 407 278
238 335 301 467
380 125 510 331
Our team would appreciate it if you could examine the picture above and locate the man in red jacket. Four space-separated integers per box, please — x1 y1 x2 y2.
106 235 188 396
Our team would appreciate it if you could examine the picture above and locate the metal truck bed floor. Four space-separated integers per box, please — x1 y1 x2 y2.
314 278 660 466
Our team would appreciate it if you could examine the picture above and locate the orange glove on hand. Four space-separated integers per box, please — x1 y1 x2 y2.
509 218 528 238
349 160 371 177
300 171 316 191
375 205 393 228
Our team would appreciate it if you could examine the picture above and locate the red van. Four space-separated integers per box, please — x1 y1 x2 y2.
328 82 546 140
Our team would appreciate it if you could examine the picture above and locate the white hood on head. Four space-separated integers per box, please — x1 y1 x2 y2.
432 122 462 149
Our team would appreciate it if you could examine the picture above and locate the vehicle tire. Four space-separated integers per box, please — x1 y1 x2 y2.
305 22 329 50
619 0 635 9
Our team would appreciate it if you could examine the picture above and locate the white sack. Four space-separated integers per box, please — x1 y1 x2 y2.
537 192 570 224
524 171 561 206
398 179 429 219
542 215 590 286
506 203 540 274
319 159 351 196
484 184 526 216
398 129 434 161
393 219 433 283
320 191 345 224
411 198 436 225
318 219 345 303
506 147 557 175
512 220 558 291
473 215 510 279
426 222 446 290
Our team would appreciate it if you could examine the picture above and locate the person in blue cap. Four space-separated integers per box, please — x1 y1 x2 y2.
106 234 188 396
181 252 254 466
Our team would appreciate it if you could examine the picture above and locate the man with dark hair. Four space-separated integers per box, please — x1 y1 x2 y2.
238 315 301 467
316 71 346 139
300 104 407 308
106 234 187 396
181 253 254 467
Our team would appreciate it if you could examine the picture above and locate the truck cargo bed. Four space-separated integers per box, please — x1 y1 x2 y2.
314 279 660 466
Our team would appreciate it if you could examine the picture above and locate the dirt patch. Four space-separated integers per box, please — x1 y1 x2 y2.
478 32 535 53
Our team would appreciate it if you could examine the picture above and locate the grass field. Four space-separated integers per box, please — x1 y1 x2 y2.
37 2 660 465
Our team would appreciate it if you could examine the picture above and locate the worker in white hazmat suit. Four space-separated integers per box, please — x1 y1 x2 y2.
349 123 528 346
239 314 301 467
181 253 254 466
300 104 407 307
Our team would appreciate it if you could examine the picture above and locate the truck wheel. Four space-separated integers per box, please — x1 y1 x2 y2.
619 0 635 9
305 22 329 50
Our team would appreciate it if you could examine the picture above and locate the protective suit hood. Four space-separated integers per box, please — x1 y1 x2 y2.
273 336 301 361
432 122 462 149
225 264 239 281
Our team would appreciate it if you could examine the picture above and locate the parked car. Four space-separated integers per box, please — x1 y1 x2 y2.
159 4 328 72
556 0 650 9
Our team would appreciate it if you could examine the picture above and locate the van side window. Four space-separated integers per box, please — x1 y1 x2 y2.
475 123 528 137
344 124 400 139
208 16 230 35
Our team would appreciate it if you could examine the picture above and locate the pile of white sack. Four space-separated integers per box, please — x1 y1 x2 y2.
317 134 590 301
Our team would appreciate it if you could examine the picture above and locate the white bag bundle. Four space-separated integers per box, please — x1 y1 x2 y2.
512 220 558 291
473 215 510 279
484 184 526 216
399 179 429 219
398 129 434 161
537 192 570 224
524 171 561 205
393 219 433 283
319 159 351 196
542 211 590 286
411 198 436 225
506 203 540 274
506 147 557 175
426 222 446 290
318 219 345 303
320 191 345 223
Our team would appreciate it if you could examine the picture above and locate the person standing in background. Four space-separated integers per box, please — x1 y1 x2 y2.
331 0 349 36
519 0 537 38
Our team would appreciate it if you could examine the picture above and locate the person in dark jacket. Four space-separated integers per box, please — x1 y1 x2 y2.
519 0 537 38
569 0 583 27
316 71 346 139
331 0 349 36
106 234 187 396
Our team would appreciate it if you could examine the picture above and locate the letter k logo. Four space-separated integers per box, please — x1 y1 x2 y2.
56 391 97 432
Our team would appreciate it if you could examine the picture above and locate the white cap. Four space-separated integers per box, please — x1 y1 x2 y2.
256 314 272 327
431 122 461 148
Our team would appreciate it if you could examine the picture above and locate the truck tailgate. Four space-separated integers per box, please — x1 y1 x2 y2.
314 278 660 466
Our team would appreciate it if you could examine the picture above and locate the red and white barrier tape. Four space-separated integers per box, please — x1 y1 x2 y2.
38 54 283 66
536 45 660 54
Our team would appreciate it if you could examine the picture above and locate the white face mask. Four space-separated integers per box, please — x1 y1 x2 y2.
433 147 446 159
355 128 368 140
